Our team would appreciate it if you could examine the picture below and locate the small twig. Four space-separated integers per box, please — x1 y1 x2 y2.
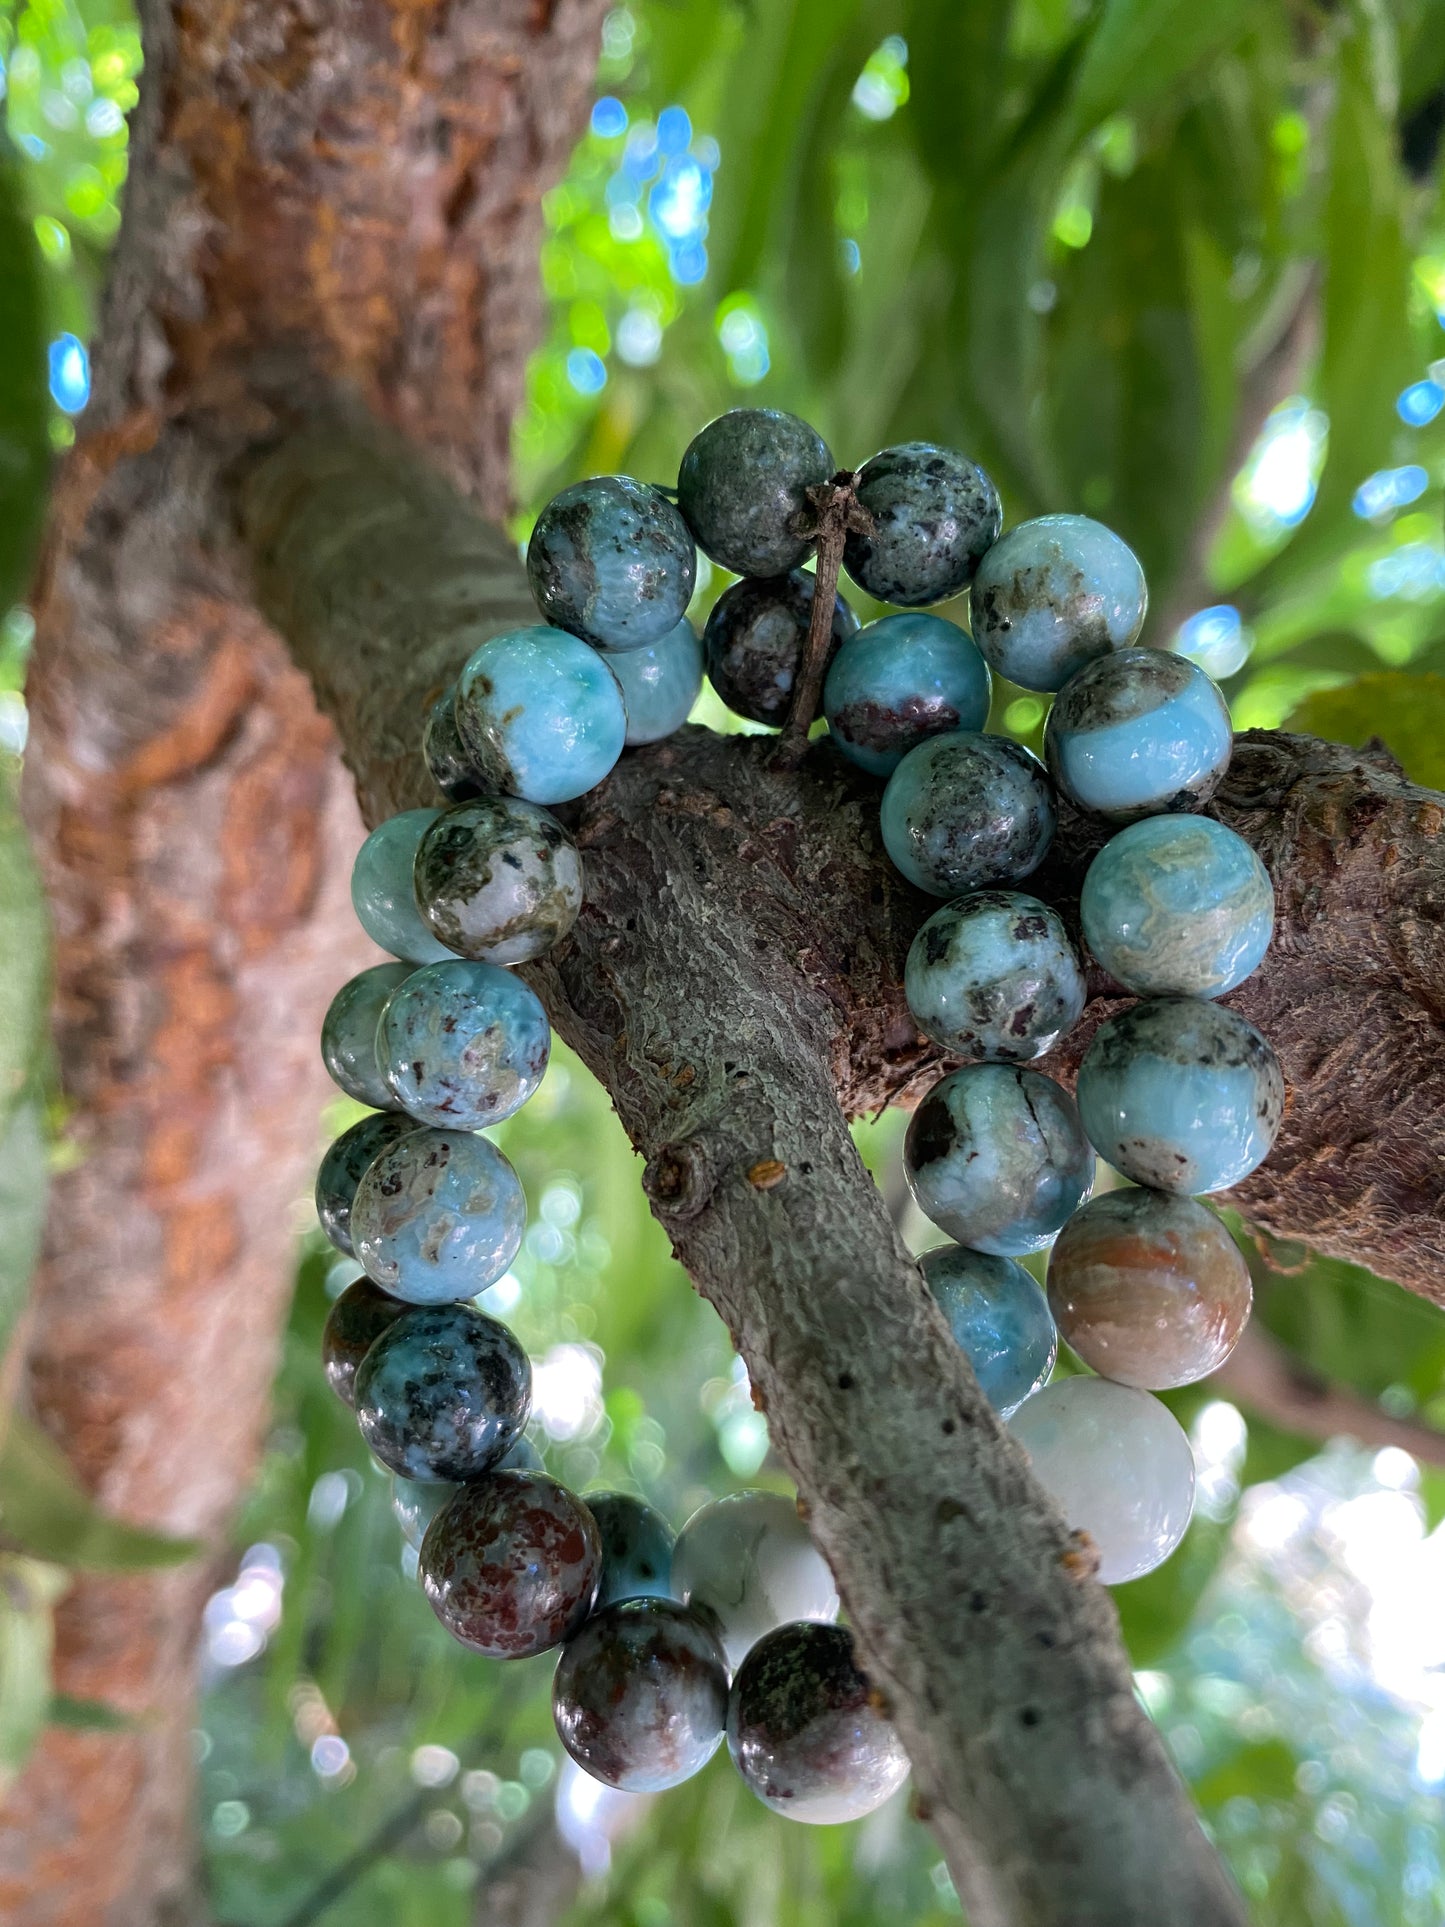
773 471 872 770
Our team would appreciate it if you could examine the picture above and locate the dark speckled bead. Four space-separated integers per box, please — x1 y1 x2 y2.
419 1470 601 1658
587 1491 677 1609
526 476 696 651
904 889 1085 1062
321 1277 405 1407
880 732 1056 898
704 570 859 727
554 1598 729 1791
314 1111 419 1257
379 959 550 1131
423 688 484 802
843 442 1001 606
413 797 583 965
727 1621 909 1824
354 1302 531 1482
678 409 833 578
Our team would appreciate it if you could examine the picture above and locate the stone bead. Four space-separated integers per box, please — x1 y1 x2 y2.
1080 814 1274 1001
320 963 413 1109
672 1491 839 1674
969 514 1146 692
609 617 704 746
423 687 483 802
351 810 458 964
727 1622 910 1825
379 959 549 1132
822 612 991 777
414 797 583 964
553 1598 729 1792
904 1064 1094 1256
904 889 1086 1062
844 442 1001 606
351 1127 525 1303
1047 1189 1252 1390
321 1277 405 1407
880 732 1056 899
1044 647 1233 822
1008 1377 1195 1584
586 1491 677 1609
314 1111 419 1257
1076 997 1285 1195
419 1470 602 1658
354 1302 531 1482
454 625 627 805
703 570 858 728
678 408 833 578
391 1435 543 1549
526 475 696 651
919 1245 1057 1417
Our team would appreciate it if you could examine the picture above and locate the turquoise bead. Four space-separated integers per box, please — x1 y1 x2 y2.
351 810 458 963
379 959 550 1130
1076 997 1285 1194
880 732 1055 898
351 1127 526 1303
905 889 1085 1061
586 1492 678 1608
969 515 1146 692
822 613 991 777
919 1245 1057 1417
321 963 413 1109
1045 648 1232 821
1081 815 1274 999
527 475 696 650
455 625 626 805
609 617 704 745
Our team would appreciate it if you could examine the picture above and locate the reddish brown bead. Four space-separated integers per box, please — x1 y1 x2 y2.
419 1471 601 1659
321 1276 404 1407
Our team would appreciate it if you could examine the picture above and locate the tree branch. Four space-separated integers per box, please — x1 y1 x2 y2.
1213 1323 1445 1467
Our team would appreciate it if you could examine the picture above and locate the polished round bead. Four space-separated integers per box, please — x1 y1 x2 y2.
321 1277 405 1407
1080 814 1274 1000
351 1127 525 1303
880 733 1056 898
609 617 704 746
1008 1377 1195 1583
727 1622 909 1824
355 1302 531 1482
378 960 549 1131
822 612 991 777
920 1246 1057 1417
969 515 1146 692
414 797 583 964
1076 997 1285 1194
423 687 483 802
1045 648 1233 821
320 963 413 1109
454 625 626 805
586 1491 677 1609
314 1111 419 1257
672 1491 839 1674
703 570 858 727
678 409 833 578
526 475 696 651
419 1470 601 1657
391 1435 543 1549
905 889 1086 1061
554 1598 729 1792
844 442 1001 606
904 1064 1094 1255
351 810 457 964
1047 1189 1252 1390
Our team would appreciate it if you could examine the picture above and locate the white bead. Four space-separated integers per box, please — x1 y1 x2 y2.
672 1491 839 1672
1008 1377 1195 1583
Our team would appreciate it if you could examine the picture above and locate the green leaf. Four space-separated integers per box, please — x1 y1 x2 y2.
1286 670 1445 790
0 774 51 1130
0 1100 49 1365
1193 1737 1301 1808
1113 1512 1233 1666
0 1555 67 1790
0 147 51 612
0 1416 199 1570
47 1692 134 1732
1066 0 1257 140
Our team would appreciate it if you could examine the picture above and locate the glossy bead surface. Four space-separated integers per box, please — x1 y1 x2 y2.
919 1246 1057 1417
704 570 858 727
414 798 583 964
527 475 696 651
904 1064 1094 1255
672 1491 839 1674
905 890 1085 1062
423 688 483 802
321 1277 405 1407
391 1436 542 1549
1080 814 1274 1001
844 442 1001 606
822 612 991 777
320 963 413 1109
455 626 626 805
351 1127 525 1303
1008 1377 1195 1583
880 733 1055 899
1047 1189 1252 1390
554 1598 728 1792
354 1302 531 1481
1076 997 1284 1195
351 810 457 964
678 409 832 578
969 515 1146 692
379 960 550 1131
727 1622 909 1824
1045 648 1233 821
610 617 704 746
315 1111 419 1257
419 1470 601 1657
586 1491 677 1609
